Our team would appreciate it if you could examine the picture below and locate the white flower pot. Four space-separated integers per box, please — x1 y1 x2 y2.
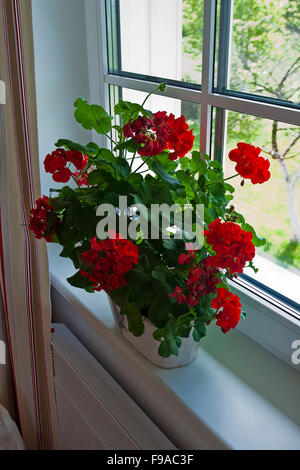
109 298 200 368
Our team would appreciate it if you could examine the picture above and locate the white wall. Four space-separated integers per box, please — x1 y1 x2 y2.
31 0 92 195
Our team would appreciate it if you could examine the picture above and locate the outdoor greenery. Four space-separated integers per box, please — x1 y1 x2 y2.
182 0 300 272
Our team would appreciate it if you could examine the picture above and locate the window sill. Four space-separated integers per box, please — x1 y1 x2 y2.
48 244 300 450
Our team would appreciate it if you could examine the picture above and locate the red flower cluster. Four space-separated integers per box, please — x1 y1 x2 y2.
44 148 88 184
167 114 195 160
211 288 242 333
29 196 60 242
169 256 220 308
123 111 194 160
229 142 270 184
80 233 139 293
204 218 255 274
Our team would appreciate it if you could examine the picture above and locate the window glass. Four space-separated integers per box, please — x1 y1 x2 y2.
116 0 203 85
229 0 300 106
108 1 300 308
223 110 300 303
115 87 201 152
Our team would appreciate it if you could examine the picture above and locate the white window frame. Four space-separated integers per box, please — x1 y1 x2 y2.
84 0 300 371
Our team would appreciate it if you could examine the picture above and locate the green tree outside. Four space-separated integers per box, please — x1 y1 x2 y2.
182 0 300 272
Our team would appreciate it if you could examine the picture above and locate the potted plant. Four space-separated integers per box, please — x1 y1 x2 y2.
29 84 271 368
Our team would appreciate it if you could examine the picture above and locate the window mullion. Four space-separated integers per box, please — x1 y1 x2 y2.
200 0 217 155
214 0 233 164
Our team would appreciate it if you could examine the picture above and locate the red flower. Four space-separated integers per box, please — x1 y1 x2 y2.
178 252 195 265
44 148 89 184
73 171 89 187
44 149 66 173
204 219 255 274
29 196 60 242
80 234 139 293
229 142 270 184
186 258 220 298
67 150 88 171
167 114 195 160
52 167 72 183
169 256 220 308
211 288 242 333
168 286 186 304
123 112 194 159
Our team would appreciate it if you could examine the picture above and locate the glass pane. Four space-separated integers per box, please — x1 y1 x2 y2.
119 87 200 149
109 87 200 172
222 109 300 304
228 0 300 106
115 0 203 85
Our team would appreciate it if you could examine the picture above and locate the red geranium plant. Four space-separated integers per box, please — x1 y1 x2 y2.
29 84 270 358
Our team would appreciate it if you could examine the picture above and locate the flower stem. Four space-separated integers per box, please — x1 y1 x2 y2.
129 150 138 172
205 173 239 188
141 83 165 108
76 163 91 182
131 156 152 175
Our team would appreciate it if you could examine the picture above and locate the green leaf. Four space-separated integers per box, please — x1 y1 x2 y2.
151 266 177 292
153 328 165 341
146 152 178 173
209 160 223 171
115 157 130 178
87 169 112 188
137 176 173 206
152 160 182 188
114 100 151 119
191 151 208 174
55 139 100 157
158 341 171 358
164 319 178 338
129 173 143 189
177 321 191 338
224 183 235 193
67 271 94 293
166 337 179 356
74 98 112 134
234 212 266 247
114 139 139 153
99 148 116 163
243 223 266 247
121 302 145 337
162 238 185 251
193 328 202 342
148 292 172 328
193 318 206 342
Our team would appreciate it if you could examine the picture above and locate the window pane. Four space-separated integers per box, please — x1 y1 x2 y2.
229 0 300 106
115 0 203 85
222 109 300 304
112 86 200 151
